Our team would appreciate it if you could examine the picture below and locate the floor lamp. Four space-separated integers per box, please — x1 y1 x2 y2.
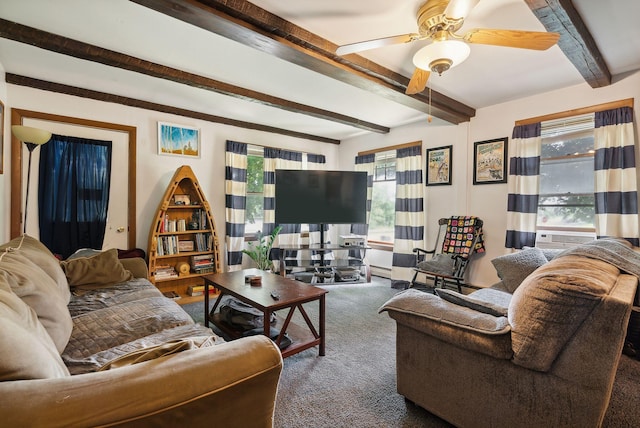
11 125 52 234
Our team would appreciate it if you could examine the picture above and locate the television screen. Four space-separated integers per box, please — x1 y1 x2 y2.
275 170 367 224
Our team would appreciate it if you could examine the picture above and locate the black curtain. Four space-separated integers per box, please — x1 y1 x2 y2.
38 135 112 258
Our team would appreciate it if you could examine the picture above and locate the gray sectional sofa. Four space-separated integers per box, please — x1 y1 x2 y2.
0 235 283 427
380 239 639 428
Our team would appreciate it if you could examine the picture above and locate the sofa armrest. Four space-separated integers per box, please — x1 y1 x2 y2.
379 289 513 359
0 335 282 428
119 257 148 279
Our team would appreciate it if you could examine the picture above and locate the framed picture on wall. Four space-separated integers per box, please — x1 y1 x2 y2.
426 145 452 186
157 122 200 158
473 137 508 185
0 100 4 174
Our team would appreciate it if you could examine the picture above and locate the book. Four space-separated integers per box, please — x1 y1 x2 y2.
178 240 194 252
187 285 217 296
162 290 181 300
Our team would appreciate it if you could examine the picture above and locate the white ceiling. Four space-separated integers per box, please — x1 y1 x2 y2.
1 0 639 142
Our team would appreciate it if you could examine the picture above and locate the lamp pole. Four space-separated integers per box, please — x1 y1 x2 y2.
23 142 38 234
11 126 52 235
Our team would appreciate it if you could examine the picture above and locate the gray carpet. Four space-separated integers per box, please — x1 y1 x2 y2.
182 277 640 427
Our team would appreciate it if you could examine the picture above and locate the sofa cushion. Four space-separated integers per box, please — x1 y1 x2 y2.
0 281 70 380
0 250 73 353
491 247 548 293
61 248 133 289
435 288 508 317
0 235 70 303
509 255 620 371
416 254 455 275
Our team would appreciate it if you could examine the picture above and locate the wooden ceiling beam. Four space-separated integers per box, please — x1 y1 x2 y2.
5 73 341 144
525 0 611 88
0 18 385 137
130 0 476 124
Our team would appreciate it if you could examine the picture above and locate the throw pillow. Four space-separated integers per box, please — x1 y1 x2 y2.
61 248 133 288
509 255 619 371
0 282 70 381
416 254 455 275
491 247 548 293
435 288 508 317
0 250 73 353
0 235 70 303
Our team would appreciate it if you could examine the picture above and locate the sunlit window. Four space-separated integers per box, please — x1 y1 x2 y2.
537 115 595 229
368 151 396 243
245 145 264 235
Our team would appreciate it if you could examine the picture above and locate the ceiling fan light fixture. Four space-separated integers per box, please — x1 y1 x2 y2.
413 40 470 75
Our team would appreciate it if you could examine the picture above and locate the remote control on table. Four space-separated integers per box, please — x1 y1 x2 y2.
270 291 280 300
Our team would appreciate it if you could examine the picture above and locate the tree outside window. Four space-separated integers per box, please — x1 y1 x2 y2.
245 147 264 235
368 151 396 243
537 117 595 229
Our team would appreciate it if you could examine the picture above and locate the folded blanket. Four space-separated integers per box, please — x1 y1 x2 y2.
557 238 640 277
557 238 640 305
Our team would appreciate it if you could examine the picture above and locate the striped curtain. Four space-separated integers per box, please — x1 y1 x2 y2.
391 146 424 288
224 141 248 271
263 148 303 265
350 154 375 258
594 106 639 246
308 154 330 261
505 123 541 249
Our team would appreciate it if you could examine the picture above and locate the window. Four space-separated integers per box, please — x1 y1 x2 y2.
244 145 312 236
368 150 396 243
537 114 595 229
245 145 264 235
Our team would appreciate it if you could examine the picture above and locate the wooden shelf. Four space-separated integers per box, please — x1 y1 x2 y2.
147 165 222 300
209 312 317 356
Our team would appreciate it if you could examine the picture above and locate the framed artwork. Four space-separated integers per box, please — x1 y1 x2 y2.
157 122 200 158
473 137 508 185
0 100 4 174
426 145 452 186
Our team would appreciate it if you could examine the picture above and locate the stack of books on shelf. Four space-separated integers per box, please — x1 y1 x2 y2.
154 265 179 280
156 236 178 255
191 254 214 274
186 285 217 296
194 209 208 230
159 215 176 233
194 232 212 252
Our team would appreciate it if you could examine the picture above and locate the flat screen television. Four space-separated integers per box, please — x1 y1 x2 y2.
275 170 367 225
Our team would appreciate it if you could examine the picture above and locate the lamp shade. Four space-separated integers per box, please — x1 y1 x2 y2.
413 40 471 75
11 125 52 145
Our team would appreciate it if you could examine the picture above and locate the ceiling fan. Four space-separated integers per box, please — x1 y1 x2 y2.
336 0 560 95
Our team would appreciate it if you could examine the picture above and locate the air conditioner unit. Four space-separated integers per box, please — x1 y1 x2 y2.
535 230 597 249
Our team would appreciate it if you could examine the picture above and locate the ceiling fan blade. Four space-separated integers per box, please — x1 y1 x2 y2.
463 29 560 50
444 0 481 20
336 33 420 56
405 68 431 95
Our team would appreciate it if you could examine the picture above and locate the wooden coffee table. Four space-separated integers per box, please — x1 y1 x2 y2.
203 269 328 358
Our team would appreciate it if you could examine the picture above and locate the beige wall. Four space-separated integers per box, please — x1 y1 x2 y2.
0 84 338 262
2 70 639 286
340 71 640 287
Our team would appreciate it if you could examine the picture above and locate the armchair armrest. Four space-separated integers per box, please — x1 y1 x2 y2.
0 335 282 428
379 289 513 359
413 247 435 255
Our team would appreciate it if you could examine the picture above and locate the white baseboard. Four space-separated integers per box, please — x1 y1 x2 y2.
370 266 391 279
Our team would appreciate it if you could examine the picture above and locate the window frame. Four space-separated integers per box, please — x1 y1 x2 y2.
536 115 596 231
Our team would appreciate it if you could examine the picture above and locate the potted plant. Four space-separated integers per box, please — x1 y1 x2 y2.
242 226 282 271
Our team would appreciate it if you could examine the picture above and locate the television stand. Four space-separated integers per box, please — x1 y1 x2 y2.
276 242 371 284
